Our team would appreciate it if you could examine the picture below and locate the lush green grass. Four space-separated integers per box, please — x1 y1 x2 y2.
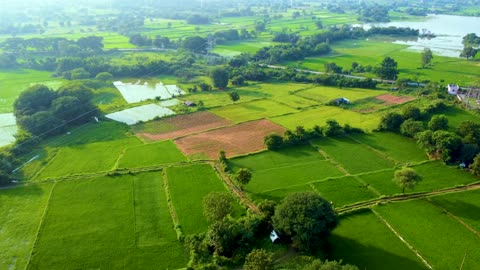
251 184 314 202
93 86 129 113
36 137 141 179
210 99 298 123
166 164 228 235
349 132 428 164
28 174 186 269
0 69 63 113
295 86 388 103
312 176 378 207
329 209 426 270
375 200 480 269
0 183 53 270
442 106 480 129
118 140 187 168
271 106 381 131
358 169 400 196
430 189 480 233
311 137 395 174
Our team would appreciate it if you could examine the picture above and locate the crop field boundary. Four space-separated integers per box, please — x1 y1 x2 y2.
30 150 60 182
372 208 433 270
347 135 400 164
162 170 183 239
24 182 56 270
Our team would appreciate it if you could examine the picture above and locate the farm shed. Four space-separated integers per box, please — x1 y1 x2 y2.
184 101 197 107
447 84 459 95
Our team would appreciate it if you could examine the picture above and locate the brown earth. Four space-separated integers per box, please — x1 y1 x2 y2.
174 119 286 159
376 94 415 105
136 111 234 141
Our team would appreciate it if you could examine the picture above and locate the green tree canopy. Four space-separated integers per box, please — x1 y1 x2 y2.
393 167 422 193
203 192 233 223
375 57 399 80
264 133 284 150
470 153 480 176
235 168 252 185
378 112 404 131
428 115 449 131
210 67 229 89
14 84 56 117
421 48 433 68
400 119 424 138
244 249 274 270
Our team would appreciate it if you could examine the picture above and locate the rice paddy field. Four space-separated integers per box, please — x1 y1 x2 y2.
118 140 187 168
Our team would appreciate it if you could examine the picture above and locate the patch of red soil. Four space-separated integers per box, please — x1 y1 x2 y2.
174 119 286 159
137 111 234 141
376 94 415 105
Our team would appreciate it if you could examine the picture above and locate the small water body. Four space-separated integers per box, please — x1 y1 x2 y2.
355 14 480 57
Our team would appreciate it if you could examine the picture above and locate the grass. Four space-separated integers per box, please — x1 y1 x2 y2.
0 183 53 270
0 69 63 113
375 199 480 269
28 174 186 269
295 86 387 103
118 140 187 168
210 99 298 123
36 137 141 179
311 137 395 174
358 169 400 196
312 176 378 207
271 106 381 131
166 164 229 235
251 184 314 202
442 106 480 129
328 209 426 270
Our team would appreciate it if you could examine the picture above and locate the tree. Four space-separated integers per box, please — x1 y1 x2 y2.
182 36 207 54
229 91 240 102
272 192 338 252
402 106 422 120
456 121 480 145
13 84 56 117
323 120 345 137
375 57 399 80
428 115 448 131
400 119 424 138
470 153 480 176
460 46 478 59
203 192 233 223
314 20 323 29
235 168 252 185
393 167 422 193
210 67 229 89
244 249 274 270
304 260 359 270
264 133 284 150
378 112 404 131
421 48 433 68
95 72 113 81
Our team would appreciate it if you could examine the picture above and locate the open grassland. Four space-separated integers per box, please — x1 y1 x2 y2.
312 177 378 207
0 69 63 113
442 106 480 129
28 174 186 269
271 106 381 131
175 119 286 159
430 189 480 233
311 137 395 174
118 140 187 168
36 137 141 179
166 164 229 235
329 210 426 270
133 111 234 141
295 86 388 103
375 200 480 269
250 184 314 202
349 132 427 164
358 169 400 196
0 183 53 270
210 99 298 123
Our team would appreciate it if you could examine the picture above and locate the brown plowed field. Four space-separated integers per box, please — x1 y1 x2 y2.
136 111 234 141
175 119 286 159
376 94 415 105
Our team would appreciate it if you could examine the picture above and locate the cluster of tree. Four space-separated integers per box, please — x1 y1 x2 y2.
375 57 399 80
14 82 98 137
0 24 44 35
378 102 480 166
0 36 104 55
405 8 428 16
357 5 390 22
213 29 255 44
264 121 364 150
128 34 173 48
367 26 419 36
462 33 480 46
96 14 145 35
186 14 210 24
460 33 479 59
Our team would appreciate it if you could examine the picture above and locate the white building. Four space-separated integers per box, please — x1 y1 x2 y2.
447 84 459 95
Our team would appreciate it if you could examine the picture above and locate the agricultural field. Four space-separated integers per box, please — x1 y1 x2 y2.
118 140 187 168
295 86 388 104
133 111 234 141
0 113 17 147
105 104 176 125
174 119 286 159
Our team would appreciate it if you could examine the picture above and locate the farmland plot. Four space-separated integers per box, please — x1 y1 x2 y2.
118 140 187 168
106 104 176 125
312 176 378 207
211 99 298 123
296 86 387 103
0 113 17 147
113 81 185 103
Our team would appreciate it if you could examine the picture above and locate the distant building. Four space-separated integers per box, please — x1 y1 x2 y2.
184 101 197 107
447 84 459 95
333 97 350 105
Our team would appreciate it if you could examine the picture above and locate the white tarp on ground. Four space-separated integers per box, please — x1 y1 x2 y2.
113 81 185 104
105 104 176 125
0 113 18 147
159 98 181 107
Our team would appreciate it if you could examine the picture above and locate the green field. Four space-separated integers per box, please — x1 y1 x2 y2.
312 176 378 207
0 183 53 270
0 69 63 113
375 200 480 269
296 86 388 103
329 209 426 270
166 164 230 235
411 161 479 192
28 174 186 269
118 140 187 168
210 99 298 123
271 106 381 131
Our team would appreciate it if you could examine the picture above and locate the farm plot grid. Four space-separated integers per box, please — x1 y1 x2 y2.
174 119 286 159
118 140 187 168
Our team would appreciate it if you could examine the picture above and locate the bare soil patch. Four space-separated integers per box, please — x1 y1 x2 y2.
136 111 234 141
376 94 415 105
175 119 286 159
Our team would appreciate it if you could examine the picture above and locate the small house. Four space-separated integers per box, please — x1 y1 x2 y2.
447 84 459 95
334 97 350 105
184 101 197 107
270 230 280 243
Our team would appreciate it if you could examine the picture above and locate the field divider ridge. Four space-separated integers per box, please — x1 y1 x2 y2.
30 149 60 182
347 135 399 164
161 169 183 240
372 208 433 269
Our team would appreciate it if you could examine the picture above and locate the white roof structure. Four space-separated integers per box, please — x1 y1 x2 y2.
270 230 280 242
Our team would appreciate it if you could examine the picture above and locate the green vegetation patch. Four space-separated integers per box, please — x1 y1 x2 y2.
210 99 298 123
271 106 381 131
312 177 378 207
358 169 400 196
375 200 480 269
329 209 425 270
296 86 387 103
312 137 395 174
251 184 314 203
0 183 53 270
37 137 141 179
411 161 479 192
166 164 228 235
442 106 480 129
119 140 187 168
